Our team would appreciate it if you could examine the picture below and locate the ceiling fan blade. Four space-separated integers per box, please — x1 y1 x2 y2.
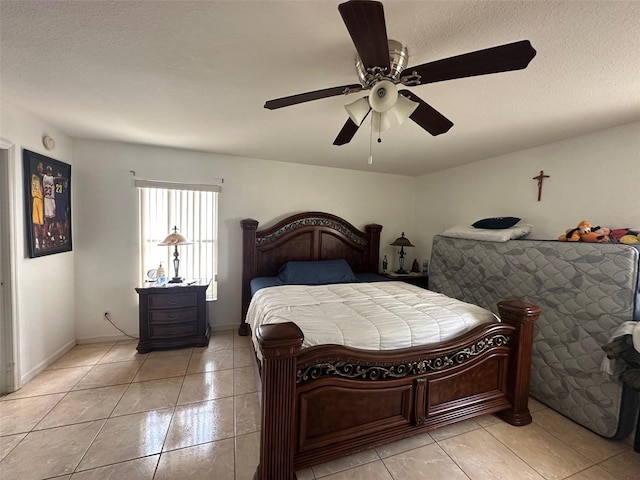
399 90 453 136
265 84 363 110
400 40 536 86
333 118 361 145
338 0 390 72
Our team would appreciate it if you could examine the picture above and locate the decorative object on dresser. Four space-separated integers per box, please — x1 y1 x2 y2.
390 232 414 274
158 226 193 283
135 279 210 353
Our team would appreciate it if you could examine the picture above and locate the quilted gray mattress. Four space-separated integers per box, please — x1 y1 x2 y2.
429 236 640 438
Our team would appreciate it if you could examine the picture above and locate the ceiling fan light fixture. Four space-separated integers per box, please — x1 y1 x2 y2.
369 79 398 113
344 97 371 126
389 94 419 125
372 110 393 132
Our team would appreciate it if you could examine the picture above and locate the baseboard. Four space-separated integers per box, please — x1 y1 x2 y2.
76 333 139 345
20 338 77 386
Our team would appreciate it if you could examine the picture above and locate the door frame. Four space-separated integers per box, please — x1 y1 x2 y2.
0 138 20 393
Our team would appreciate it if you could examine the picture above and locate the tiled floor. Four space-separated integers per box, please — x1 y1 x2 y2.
1 332 638 480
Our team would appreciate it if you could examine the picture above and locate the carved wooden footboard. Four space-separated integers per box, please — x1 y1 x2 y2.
254 300 540 479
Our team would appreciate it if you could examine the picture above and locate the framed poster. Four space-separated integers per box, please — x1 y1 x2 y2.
23 149 72 257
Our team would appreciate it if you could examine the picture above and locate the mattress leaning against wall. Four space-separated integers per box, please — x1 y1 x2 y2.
429 235 640 439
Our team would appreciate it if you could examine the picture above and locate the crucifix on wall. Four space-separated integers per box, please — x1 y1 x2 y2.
533 170 550 201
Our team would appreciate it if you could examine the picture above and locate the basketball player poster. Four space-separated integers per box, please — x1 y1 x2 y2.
23 149 72 257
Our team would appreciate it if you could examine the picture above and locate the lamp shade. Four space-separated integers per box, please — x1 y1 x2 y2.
372 111 392 132
389 94 419 126
369 79 398 113
344 97 371 126
390 232 414 247
158 232 192 246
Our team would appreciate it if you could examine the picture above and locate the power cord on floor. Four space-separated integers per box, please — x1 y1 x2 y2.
104 312 138 339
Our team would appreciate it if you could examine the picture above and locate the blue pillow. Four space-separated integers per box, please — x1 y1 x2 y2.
277 259 358 285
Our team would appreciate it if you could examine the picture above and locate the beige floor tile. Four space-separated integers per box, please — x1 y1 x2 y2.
155 439 235 480
47 346 112 369
163 397 235 451
528 397 548 412
77 408 173 471
296 467 315 480
111 377 183 416
0 393 64 435
234 392 261 436
234 347 257 368
0 420 104 480
565 464 621 480
233 365 261 395
205 332 235 352
98 342 147 364
177 370 234 405
147 346 193 358
533 408 628 462
35 385 127 429
187 348 234 374
439 427 544 480
382 443 468 480
375 432 434 459
598 449 640 480
487 422 593 480
233 334 253 350
0 433 26 462
321 460 393 480
69 455 159 479
72 360 144 390
474 413 503 427
133 353 191 382
3 367 92 399
235 431 260 480
428 417 482 441
312 449 380 478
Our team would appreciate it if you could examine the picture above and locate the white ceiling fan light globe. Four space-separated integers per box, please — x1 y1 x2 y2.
389 94 419 125
368 79 398 113
372 111 393 132
344 97 371 126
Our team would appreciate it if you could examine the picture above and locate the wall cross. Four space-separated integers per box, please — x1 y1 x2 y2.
533 170 550 201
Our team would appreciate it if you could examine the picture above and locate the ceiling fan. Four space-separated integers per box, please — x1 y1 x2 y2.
264 0 536 146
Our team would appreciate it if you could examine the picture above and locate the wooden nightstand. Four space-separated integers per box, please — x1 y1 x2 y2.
380 273 429 289
135 279 211 353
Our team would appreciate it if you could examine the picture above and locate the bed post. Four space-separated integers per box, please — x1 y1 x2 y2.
240 219 259 336
254 322 304 480
496 300 541 426
365 223 382 273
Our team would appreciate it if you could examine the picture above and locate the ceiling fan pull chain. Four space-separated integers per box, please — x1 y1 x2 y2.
368 116 374 165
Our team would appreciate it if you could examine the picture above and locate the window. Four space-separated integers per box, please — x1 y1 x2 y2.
136 180 219 300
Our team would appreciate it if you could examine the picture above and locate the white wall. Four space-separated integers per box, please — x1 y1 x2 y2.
72 140 416 339
413 122 640 262
1 101 76 383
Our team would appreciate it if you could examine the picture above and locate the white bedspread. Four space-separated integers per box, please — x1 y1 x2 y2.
247 281 498 356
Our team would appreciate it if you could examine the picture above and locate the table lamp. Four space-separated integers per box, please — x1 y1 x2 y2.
390 232 414 274
159 226 193 283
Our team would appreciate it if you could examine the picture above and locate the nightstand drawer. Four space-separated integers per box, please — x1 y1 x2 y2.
149 322 196 339
148 292 197 309
149 307 196 324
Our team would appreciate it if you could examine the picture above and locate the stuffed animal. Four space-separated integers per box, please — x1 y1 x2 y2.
610 228 640 244
559 220 593 242
558 221 609 243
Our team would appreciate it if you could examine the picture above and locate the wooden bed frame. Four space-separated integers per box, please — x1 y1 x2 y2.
240 212 540 480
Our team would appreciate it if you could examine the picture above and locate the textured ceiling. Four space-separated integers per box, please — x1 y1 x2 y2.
1 1 639 176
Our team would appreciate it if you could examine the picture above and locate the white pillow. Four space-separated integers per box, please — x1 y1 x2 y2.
441 223 533 242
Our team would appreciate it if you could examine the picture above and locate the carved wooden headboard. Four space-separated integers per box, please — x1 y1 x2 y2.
239 211 382 335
